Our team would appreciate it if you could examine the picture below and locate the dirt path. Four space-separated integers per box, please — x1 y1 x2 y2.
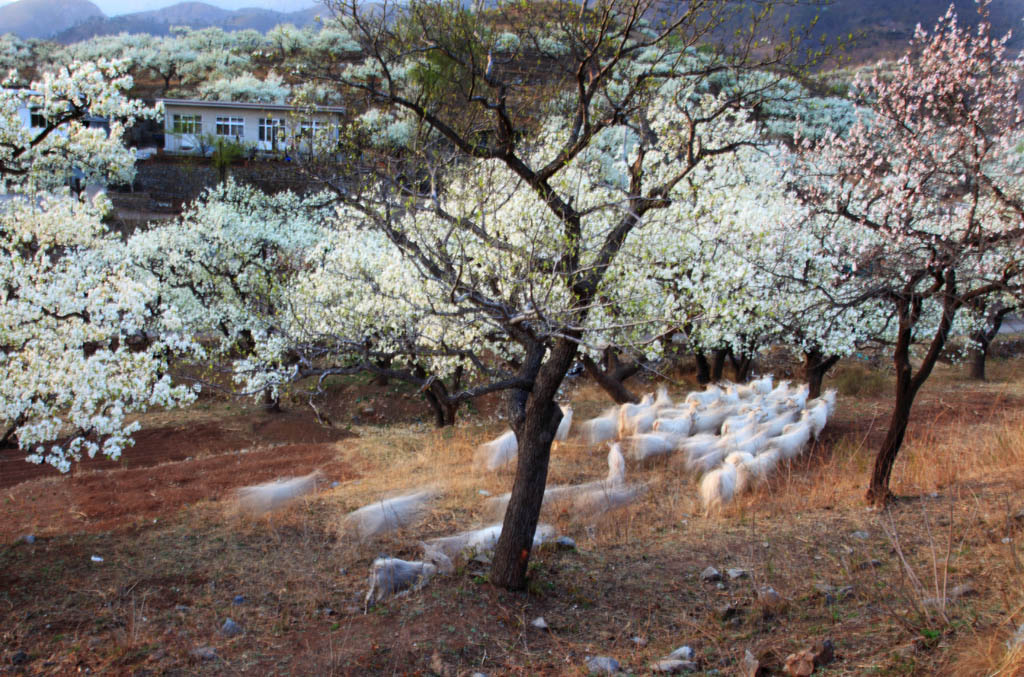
0 410 356 540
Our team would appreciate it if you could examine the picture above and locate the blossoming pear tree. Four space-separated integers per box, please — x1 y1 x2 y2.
797 1 1024 504
285 0 827 589
0 60 195 471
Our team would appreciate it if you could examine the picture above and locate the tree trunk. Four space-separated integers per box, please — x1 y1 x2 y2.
967 305 1010 381
711 349 728 382
866 369 914 506
694 351 711 385
803 349 841 399
262 387 282 413
867 287 957 505
371 356 392 386
422 387 456 427
490 338 578 590
414 365 458 428
967 343 987 381
729 352 753 382
580 350 640 404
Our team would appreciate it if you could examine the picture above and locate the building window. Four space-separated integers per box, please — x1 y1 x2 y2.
298 120 322 138
29 109 46 128
258 118 285 143
172 114 202 134
216 116 244 137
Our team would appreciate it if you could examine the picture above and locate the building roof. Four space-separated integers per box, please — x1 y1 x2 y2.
157 98 346 114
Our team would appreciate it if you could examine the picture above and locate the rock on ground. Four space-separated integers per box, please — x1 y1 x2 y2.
650 658 698 673
701 566 722 582
585 655 620 675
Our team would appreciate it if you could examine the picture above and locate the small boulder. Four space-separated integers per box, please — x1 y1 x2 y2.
668 646 694 660
850 530 869 540
220 618 242 637
701 566 722 582
741 649 766 677
22 534 35 544
556 536 577 550
630 636 647 647
585 656 620 675
190 646 217 661
650 658 698 673
531 616 549 631
727 568 749 580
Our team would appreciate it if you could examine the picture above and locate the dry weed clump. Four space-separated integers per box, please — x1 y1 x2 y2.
895 413 1024 494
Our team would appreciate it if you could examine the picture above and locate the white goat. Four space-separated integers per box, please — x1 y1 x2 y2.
485 444 627 518
606 442 627 485
423 523 554 573
685 385 723 408
747 375 773 395
653 386 675 411
657 406 696 420
823 389 838 417
725 451 755 493
236 470 321 517
700 464 737 515
743 448 781 482
768 417 813 459
789 383 811 410
759 409 799 438
571 482 645 516
365 557 437 608
619 403 656 437
686 446 728 475
623 432 677 462
477 429 517 471
653 415 692 436
342 490 436 540
581 407 619 447
805 400 829 440
721 411 759 436
554 405 574 442
691 404 735 434
679 433 719 459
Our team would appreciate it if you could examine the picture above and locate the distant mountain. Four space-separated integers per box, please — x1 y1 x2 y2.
52 2 322 42
0 0 322 42
0 0 102 39
4 0 1022 60
780 0 1024 55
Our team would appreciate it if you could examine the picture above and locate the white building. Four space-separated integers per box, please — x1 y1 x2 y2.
158 98 346 156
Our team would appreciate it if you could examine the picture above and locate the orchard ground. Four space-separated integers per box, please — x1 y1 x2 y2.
2 351 1024 675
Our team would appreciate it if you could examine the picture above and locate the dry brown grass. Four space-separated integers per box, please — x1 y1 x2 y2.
3 358 1024 674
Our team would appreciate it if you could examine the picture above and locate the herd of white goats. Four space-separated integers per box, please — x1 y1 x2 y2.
235 376 836 606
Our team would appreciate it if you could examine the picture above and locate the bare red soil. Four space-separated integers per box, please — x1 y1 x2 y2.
0 409 356 540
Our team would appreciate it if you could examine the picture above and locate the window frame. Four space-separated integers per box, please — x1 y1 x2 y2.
215 115 245 138
171 113 202 135
258 117 286 144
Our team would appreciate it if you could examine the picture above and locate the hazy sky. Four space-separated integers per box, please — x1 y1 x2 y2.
0 0 321 15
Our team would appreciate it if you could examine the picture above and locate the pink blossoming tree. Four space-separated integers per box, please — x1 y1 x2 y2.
799 1 1024 504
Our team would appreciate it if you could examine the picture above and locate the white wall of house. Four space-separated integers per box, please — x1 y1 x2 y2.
162 102 342 156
